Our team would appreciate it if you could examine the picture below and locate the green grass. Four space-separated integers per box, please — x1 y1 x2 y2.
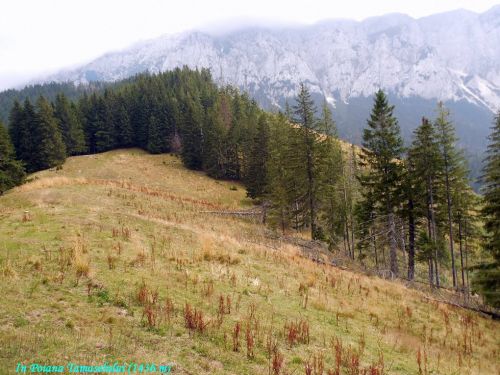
0 149 498 374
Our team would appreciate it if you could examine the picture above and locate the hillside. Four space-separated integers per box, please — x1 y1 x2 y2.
0 149 498 374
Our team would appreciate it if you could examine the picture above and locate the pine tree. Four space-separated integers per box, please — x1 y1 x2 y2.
359 90 404 276
31 96 66 171
408 117 444 285
147 115 164 154
475 111 500 306
0 122 25 194
400 159 417 280
434 103 469 289
293 83 321 239
7 100 24 155
9 99 38 172
53 93 86 155
316 102 344 249
266 113 298 232
180 96 205 170
94 94 116 153
113 96 134 148
245 114 270 199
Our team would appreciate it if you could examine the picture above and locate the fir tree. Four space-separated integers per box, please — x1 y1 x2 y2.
475 111 500 306
7 100 24 155
147 115 164 154
292 83 321 239
0 122 25 194
113 96 134 148
180 97 204 170
53 93 86 155
9 99 38 172
359 90 404 276
32 96 66 171
94 94 116 153
266 113 298 232
434 103 469 289
408 117 443 285
317 103 344 249
245 114 269 199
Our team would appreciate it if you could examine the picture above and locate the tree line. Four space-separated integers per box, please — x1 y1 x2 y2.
0 68 498 306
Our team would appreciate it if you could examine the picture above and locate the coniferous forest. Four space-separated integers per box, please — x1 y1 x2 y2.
0 67 498 307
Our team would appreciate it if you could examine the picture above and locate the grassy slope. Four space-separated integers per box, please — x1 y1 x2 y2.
0 149 498 374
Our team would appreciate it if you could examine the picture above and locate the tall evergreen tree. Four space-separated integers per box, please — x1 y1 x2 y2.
7 100 24 154
180 96 204 169
475 111 500 306
293 83 322 239
435 103 469 289
400 159 417 280
245 114 270 199
113 96 134 148
9 99 39 172
32 96 66 171
359 90 404 276
53 93 86 155
408 117 444 285
316 102 344 248
266 113 298 232
0 122 25 194
94 94 116 153
146 115 164 154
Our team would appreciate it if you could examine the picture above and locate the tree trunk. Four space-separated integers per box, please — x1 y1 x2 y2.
372 224 379 270
388 211 398 277
464 219 470 293
458 216 465 291
408 198 415 280
443 156 457 288
341 166 353 259
306 147 316 240
428 178 440 287
429 259 434 286
350 210 355 260
344 223 351 258
400 220 407 268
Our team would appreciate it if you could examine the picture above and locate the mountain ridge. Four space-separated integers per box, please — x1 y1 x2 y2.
2 7 496 164
44 6 500 114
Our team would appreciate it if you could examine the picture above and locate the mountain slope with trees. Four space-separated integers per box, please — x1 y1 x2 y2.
1 67 498 306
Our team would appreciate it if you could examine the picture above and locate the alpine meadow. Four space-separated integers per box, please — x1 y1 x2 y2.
1 3 500 375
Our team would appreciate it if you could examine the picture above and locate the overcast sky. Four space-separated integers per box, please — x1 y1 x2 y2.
0 0 499 90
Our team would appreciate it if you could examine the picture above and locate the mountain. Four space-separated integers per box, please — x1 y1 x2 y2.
34 7 500 155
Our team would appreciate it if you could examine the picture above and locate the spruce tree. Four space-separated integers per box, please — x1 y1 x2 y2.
53 93 86 155
266 113 298 232
147 115 164 154
180 97 204 170
359 90 404 276
292 83 321 239
113 96 134 148
408 117 444 285
245 114 269 199
94 94 116 153
400 159 417 280
317 102 344 248
0 122 25 194
434 103 469 288
32 96 66 171
476 111 500 306
7 100 24 155
9 99 38 172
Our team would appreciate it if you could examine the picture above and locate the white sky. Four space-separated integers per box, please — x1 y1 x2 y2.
0 0 499 90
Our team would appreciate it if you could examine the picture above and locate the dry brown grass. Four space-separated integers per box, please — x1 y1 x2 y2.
0 149 497 375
